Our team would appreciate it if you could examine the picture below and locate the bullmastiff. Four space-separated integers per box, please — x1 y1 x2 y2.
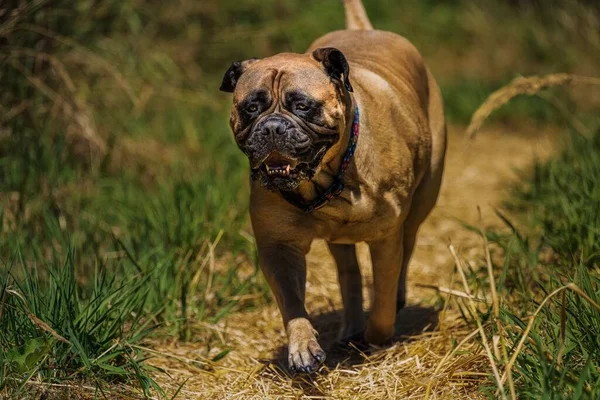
220 0 446 373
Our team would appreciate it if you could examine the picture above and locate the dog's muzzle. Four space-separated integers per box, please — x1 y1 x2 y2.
242 114 328 191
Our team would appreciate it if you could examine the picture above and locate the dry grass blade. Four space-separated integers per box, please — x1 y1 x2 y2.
416 283 488 303
449 244 507 399
6 289 71 345
566 283 600 312
477 207 499 318
0 0 50 37
477 207 515 398
129 344 211 371
190 230 224 297
466 73 600 138
556 290 567 366
8 58 106 158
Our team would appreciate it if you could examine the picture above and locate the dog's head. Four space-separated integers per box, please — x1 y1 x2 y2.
220 48 353 191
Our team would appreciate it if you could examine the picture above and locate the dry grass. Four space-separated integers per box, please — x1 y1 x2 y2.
144 233 552 400
466 73 600 138
145 308 485 400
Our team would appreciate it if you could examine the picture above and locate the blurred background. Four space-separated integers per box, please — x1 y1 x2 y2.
2 0 599 266
1 0 600 397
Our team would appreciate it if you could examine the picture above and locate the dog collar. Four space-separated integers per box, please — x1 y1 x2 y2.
280 105 359 213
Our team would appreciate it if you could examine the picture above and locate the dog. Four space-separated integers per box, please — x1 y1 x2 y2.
220 0 446 373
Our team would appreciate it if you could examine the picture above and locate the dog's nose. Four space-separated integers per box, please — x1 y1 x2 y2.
262 119 286 136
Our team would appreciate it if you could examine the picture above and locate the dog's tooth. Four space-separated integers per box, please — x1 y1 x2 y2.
285 165 290 174
265 164 271 172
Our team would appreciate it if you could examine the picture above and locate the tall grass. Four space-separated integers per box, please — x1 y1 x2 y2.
0 126 268 394
511 133 600 267
453 130 600 399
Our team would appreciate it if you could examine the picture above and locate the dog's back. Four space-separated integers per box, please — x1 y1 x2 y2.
309 4 446 226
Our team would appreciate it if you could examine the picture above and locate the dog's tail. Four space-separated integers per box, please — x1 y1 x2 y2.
343 0 374 30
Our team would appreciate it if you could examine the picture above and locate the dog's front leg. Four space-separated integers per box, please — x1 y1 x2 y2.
257 242 326 373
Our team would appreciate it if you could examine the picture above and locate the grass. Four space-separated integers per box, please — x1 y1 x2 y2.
501 132 600 397
0 251 161 397
2 0 600 397
0 125 269 395
510 132 600 267
447 68 600 398
450 129 600 399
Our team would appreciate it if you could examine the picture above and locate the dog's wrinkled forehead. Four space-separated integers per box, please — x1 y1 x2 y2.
233 53 340 104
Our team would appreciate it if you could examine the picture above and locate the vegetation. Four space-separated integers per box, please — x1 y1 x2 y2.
458 130 600 399
512 133 600 268
504 132 600 398
1 0 599 398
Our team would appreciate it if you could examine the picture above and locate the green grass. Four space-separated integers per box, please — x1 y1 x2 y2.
459 131 600 399
0 251 162 397
510 133 600 268
2 0 600 397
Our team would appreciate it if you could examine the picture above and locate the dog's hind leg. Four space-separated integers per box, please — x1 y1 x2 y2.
366 228 404 345
327 243 365 340
397 70 447 310
397 140 445 311
397 227 417 311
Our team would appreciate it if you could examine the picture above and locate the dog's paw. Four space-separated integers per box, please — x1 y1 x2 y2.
288 338 325 374
286 318 325 374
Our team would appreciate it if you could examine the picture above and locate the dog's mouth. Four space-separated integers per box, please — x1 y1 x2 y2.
251 146 329 191
260 153 300 178
253 152 309 191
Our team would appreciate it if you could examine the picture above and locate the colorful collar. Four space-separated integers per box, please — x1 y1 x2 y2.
280 105 359 213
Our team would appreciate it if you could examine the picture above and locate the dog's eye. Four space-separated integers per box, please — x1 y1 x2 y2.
295 103 309 111
247 104 258 113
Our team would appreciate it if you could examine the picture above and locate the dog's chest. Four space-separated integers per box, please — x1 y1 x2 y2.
311 189 408 243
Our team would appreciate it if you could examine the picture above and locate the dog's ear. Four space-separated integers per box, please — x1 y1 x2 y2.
220 58 259 93
312 47 353 92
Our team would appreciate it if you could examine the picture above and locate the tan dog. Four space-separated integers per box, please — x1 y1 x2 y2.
220 0 446 373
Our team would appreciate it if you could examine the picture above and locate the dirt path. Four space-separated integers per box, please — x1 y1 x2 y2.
151 125 558 399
